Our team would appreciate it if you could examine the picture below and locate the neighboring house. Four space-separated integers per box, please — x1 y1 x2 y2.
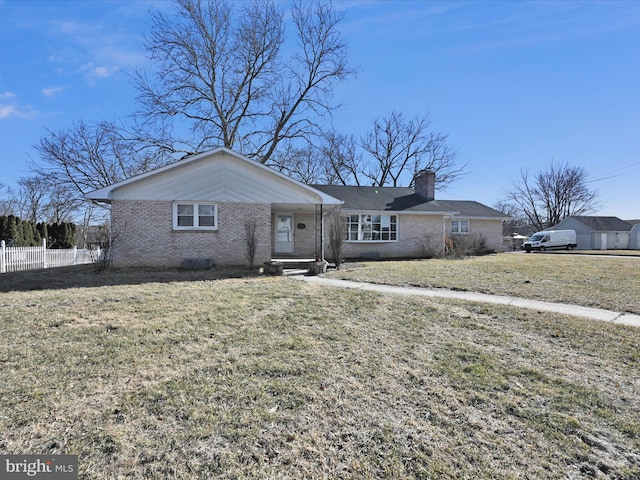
85 147 509 268
628 220 640 250
552 216 633 250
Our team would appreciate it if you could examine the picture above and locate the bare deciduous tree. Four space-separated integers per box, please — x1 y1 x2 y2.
34 120 167 195
0 183 13 217
320 132 363 186
45 183 83 223
269 144 326 184
27 0 472 212
32 119 170 224
14 176 49 223
10 176 81 224
326 207 346 268
0 183 15 217
244 219 259 270
92 216 127 273
270 133 363 185
493 200 525 237
133 0 354 163
506 162 599 231
360 111 465 189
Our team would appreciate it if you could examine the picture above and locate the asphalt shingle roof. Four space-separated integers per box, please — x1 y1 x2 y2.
311 185 509 218
569 216 633 231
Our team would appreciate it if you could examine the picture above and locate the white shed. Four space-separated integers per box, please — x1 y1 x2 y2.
630 222 640 250
552 216 633 250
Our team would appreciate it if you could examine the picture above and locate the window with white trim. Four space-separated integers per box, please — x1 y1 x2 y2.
345 214 397 241
451 219 469 234
173 202 217 230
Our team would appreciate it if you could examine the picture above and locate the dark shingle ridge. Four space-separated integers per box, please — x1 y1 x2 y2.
311 184 508 218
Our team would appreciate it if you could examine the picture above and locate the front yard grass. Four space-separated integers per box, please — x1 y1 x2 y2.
1 265 639 478
328 252 640 314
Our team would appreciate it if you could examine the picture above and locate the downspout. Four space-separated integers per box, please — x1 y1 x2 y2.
442 216 447 257
314 204 318 261
320 203 324 262
314 203 323 262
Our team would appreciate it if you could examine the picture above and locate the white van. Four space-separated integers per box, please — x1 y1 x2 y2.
523 230 577 253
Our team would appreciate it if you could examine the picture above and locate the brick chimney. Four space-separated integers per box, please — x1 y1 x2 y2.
414 169 435 201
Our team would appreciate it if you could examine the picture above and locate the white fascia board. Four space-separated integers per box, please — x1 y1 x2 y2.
84 187 114 202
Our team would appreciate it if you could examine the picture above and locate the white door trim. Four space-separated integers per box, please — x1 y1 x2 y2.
274 213 294 253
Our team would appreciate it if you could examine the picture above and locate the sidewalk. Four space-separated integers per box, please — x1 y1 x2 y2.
290 273 640 328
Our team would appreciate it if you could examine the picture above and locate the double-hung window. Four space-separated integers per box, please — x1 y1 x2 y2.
173 202 217 230
451 219 470 234
345 214 397 241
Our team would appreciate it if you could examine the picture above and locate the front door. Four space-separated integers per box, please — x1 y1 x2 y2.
274 214 294 253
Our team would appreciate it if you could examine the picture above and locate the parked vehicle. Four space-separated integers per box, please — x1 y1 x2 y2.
523 230 577 253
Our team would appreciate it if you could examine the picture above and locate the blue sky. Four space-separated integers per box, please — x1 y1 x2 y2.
1 0 639 219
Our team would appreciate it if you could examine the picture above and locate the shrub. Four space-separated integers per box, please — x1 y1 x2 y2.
327 208 346 268
445 233 489 258
420 235 445 258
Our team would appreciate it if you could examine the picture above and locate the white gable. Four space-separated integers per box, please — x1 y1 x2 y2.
86 148 341 205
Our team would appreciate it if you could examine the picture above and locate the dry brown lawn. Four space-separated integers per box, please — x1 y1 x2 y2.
328 252 640 314
0 264 638 479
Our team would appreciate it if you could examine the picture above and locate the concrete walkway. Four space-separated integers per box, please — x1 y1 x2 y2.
289 273 640 328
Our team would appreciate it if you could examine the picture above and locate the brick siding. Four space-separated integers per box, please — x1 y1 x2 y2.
110 201 503 267
111 200 271 268
337 214 444 259
335 215 503 260
465 219 503 252
289 212 317 256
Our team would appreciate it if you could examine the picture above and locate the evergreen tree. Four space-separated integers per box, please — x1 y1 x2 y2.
62 222 71 248
30 221 41 246
8 215 22 246
0 216 7 242
48 222 60 248
66 222 77 247
48 222 76 248
21 221 29 246
0 217 77 248
37 222 48 247
21 220 32 246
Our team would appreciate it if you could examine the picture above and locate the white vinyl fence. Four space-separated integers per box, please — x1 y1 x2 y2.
0 239 99 274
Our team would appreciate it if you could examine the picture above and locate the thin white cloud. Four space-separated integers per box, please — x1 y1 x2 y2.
42 86 64 98
0 91 37 120
93 66 116 78
45 13 144 86
0 105 17 118
345 1 640 55
0 104 35 120
440 2 640 54
74 62 119 84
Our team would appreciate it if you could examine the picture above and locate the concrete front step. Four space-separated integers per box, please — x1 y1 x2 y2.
271 258 316 270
